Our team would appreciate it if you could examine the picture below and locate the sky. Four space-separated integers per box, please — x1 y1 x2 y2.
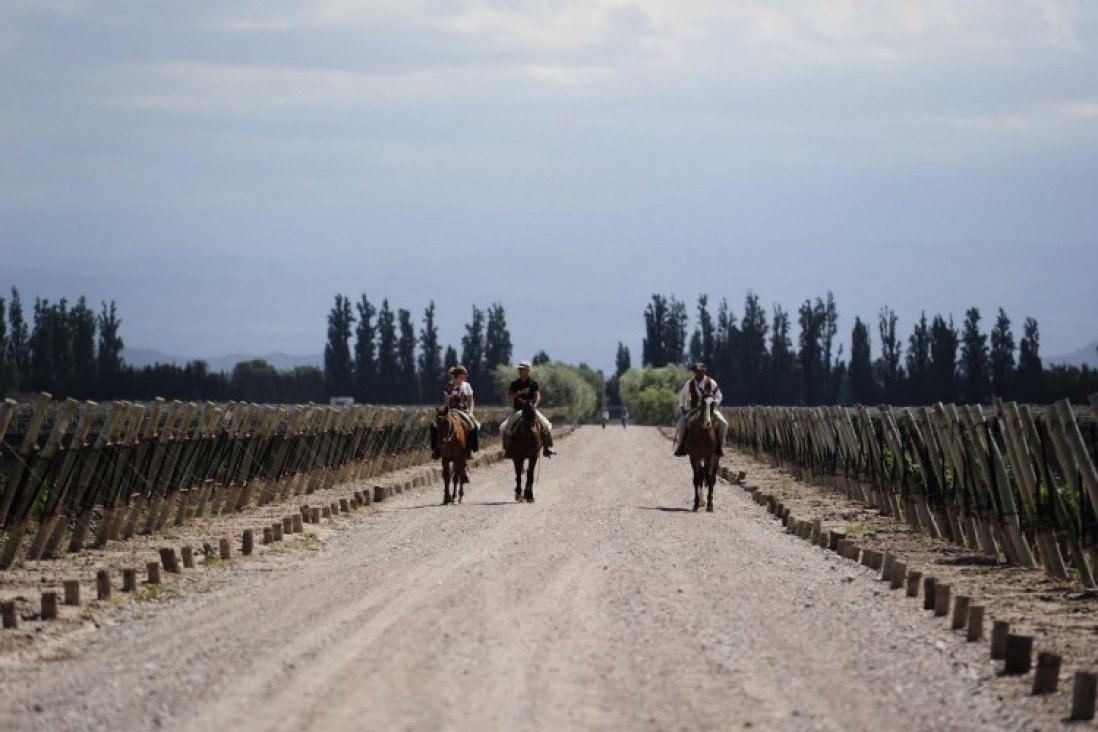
1 0 1096 375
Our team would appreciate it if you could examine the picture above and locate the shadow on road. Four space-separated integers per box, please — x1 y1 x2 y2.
638 506 694 513
390 501 521 512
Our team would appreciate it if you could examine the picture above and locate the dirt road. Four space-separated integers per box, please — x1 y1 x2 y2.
1 426 1024 731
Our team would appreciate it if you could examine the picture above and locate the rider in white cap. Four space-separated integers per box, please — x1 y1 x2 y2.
672 362 727 457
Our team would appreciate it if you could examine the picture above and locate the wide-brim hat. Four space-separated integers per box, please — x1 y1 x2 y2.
516 360 532 369
449 364 468 375
692 362 707 372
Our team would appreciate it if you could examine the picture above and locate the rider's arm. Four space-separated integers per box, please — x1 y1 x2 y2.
712 382 724 405
467 390 476 416
678 383 690 413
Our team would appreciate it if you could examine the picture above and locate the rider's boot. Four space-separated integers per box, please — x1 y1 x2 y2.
541 431 556 458
502 430 512 458
715 423 727 457
466 426 479 457
673 419 688 456
429 425 440 460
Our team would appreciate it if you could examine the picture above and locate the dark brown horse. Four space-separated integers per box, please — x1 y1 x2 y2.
435 406 468 505
685 395 720 512
510 400 541 503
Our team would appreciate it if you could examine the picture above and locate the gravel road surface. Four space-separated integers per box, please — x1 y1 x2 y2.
1 426 1024 731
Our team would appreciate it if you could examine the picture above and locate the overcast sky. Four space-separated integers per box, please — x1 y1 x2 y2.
2 1 1096 374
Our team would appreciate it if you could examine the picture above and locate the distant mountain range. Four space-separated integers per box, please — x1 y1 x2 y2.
123 348 322 374
1047 340 1098 369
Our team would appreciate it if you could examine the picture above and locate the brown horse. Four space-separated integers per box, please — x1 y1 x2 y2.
436 406 468 505
510 400 541 503
685 395 720 512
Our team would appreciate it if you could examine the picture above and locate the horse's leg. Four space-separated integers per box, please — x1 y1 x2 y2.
706 461 716 512
442 460 452 505
514 458 523 501
692 460 702 512
524 456 536 502
458 459 466 503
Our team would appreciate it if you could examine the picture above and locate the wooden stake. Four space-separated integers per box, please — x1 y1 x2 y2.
263 527 273 544
923 576 937 610
890 562 907 590
159 547 180 574
272 522 283 541
181 546 195 569
339 498 350 513
934 584 951 617
906 570 922 598
310 508 321 524
373 485 386 503
218 537 231 561
283 517 294 534
2 601 18 629
146 562 161 585
951 595 970 630
122 568 137 592
990 620 1010 659
1072 672 1097 720
97 570 112 601
63 580 81 606
881 552 895 582
242 530 254 555
41 591 58 620
1004 635 1033 675
1032 652 1061 695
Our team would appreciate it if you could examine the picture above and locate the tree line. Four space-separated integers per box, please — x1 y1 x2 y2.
635 292 1098 407
322 295 514 405
0 288 526 405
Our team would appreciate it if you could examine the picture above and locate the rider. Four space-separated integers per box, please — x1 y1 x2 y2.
429 364 480 460
672 362 728 457
601 407 610 425
500 360 557 458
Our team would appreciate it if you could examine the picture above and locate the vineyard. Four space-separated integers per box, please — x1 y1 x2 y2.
724 397 1098 585
0 394 527 568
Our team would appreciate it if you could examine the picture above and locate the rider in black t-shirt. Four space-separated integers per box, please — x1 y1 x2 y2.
501 360 556 457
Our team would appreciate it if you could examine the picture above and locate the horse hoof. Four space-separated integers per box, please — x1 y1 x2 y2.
515 490 522 502
525 495 535 503
706 504 714 513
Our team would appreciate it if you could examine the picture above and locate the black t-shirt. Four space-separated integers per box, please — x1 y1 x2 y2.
509 377 540 410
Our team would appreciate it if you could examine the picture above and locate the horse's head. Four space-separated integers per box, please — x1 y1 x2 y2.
435 405 452 434
700 395 715 427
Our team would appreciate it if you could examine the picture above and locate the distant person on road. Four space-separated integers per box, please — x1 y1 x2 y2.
620 408 629 428
430 364 479 459
500 360 557 458
672 363 727 457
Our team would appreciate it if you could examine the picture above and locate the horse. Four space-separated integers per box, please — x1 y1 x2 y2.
510 399 541 503
684 395 721 512
435 406 468 505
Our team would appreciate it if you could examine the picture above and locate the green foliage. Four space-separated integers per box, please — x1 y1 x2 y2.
618 364 689 424
491 361 598 422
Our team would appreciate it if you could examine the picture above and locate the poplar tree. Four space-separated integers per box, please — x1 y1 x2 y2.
929 315 959 403
352 295 376 402
959 307 991 404
97 300 124 398
375 299 398 403
396 308 418 403
324 294 355 399
877 306 902 403
989 308 1015 400
418 301 442 403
